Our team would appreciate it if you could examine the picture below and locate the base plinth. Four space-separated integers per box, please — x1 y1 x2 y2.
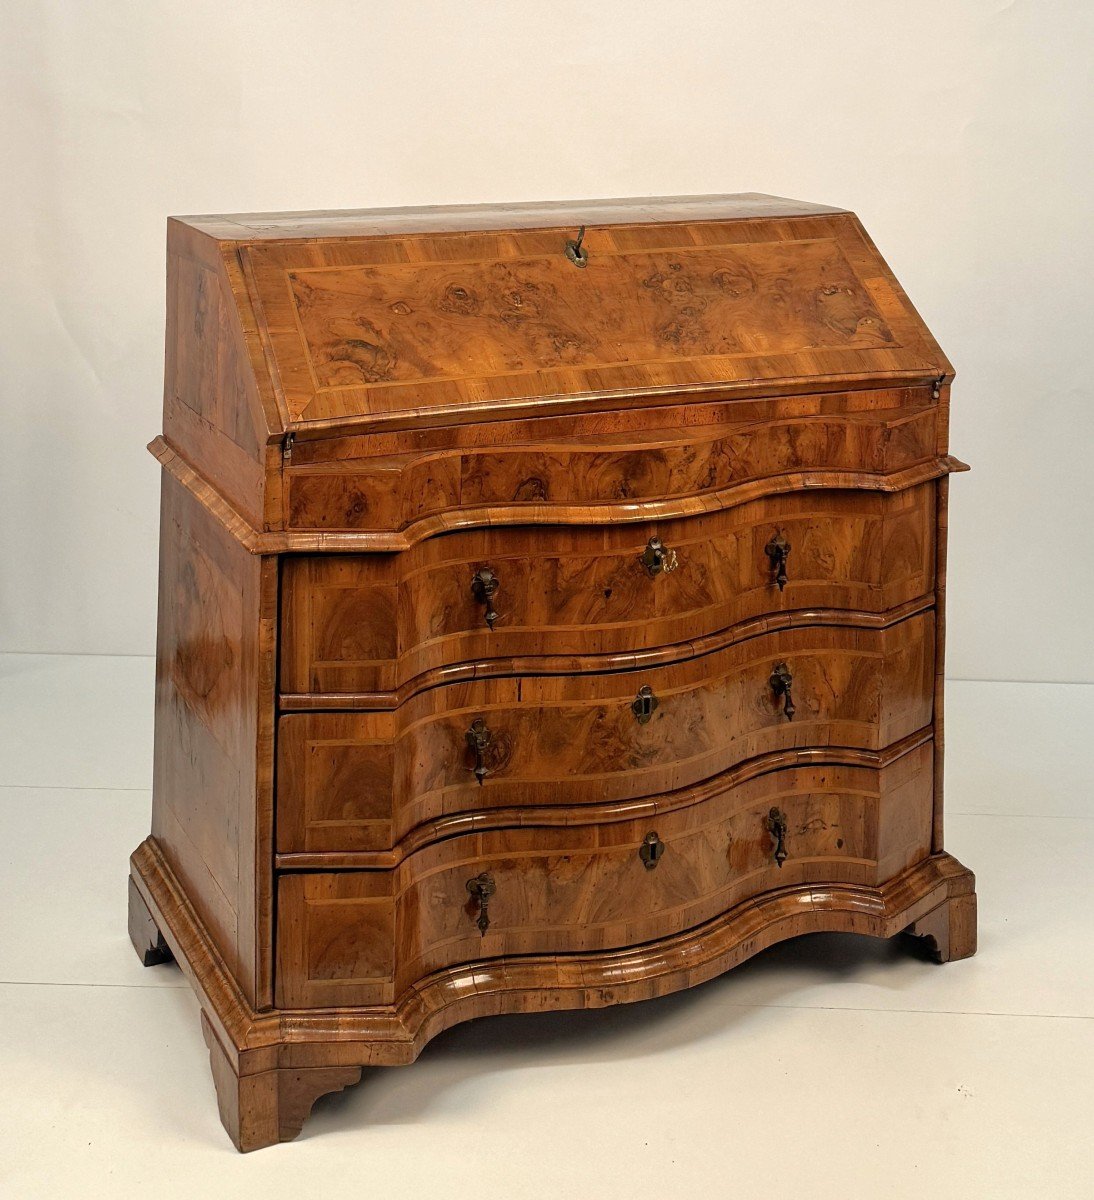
130 837 976 1151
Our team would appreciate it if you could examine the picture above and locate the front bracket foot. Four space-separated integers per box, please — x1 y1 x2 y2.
201 1014 363 1152
903 891 978 963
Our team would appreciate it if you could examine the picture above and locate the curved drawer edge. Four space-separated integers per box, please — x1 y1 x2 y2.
277 369 948 440
149 436 967 555
366 850 975 1066
275 727 933 871
280 596 936 713
131 837 974 1066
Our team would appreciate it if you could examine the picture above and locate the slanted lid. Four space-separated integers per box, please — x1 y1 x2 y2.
183 194 949 436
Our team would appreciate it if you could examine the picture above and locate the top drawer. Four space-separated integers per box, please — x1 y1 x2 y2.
281 391 941 534
280 483 935 697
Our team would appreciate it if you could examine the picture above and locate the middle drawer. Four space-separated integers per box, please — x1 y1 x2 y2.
280 483 935 696
276 611 934 854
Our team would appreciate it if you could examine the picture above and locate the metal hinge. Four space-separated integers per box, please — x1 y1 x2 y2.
281 431 295 461
931 373 946 400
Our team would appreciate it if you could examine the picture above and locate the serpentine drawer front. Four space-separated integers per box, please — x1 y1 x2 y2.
279 394 942 532
275 612 934 853
279 482 936 695
131 194 977 1152
275 739 935 1008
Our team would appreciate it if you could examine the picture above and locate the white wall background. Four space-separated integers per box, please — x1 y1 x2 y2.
1 1 1091 681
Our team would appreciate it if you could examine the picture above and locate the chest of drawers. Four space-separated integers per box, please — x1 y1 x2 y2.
128 194 976 1151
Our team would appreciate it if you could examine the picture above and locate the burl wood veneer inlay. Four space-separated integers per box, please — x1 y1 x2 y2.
130 194 975 1151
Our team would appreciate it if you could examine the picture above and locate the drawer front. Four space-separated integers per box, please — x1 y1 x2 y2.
275 740 934 1008
282 399 939 533
276 612 934 853
280 483 936 696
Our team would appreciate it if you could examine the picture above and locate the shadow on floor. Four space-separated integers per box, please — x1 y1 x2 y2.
308 930 929 1135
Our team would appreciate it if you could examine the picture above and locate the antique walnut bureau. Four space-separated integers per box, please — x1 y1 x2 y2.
128 194 977 1151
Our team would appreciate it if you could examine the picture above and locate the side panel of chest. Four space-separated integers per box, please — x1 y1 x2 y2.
149 474 277 1008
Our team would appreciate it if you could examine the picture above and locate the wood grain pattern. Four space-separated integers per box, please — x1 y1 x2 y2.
201 1013 362 1153
275 734 930 871
131 833 974 1149
278 603 932 714
285 237 895 390
149 473 277 1007
239 210 947 431
932 474 951 853
275 738 934 1008
276 612 934 853
153 431 964 555
135 194 974 1151
132 833 974 1058
162 219 279 529
904 892 977 962
282 396 939 532
281 483 935 694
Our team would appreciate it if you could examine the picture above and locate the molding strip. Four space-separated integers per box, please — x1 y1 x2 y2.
150 435 970 556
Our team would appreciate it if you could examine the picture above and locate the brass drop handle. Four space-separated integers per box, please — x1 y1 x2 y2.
465 717 492 786
639 831 666 870
769 662 795 721
766 807 789 868
632 685 659 725
470 568 500 630
764 531 791 591
466 872 496 935
640 536 679 577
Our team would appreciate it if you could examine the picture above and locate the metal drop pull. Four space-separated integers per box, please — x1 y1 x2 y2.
466 872 496 935
639 832 666 870
471 568 500 630
465 717 492 785
632 685 659 725
764 531 791 591
640 536 679 577
565 225 588 268
770 662 795 721
766 808 789 868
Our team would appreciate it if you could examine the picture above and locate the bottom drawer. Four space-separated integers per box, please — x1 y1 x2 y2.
275 739 933 1008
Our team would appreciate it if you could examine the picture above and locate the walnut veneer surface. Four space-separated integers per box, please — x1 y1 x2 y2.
130 193 976 1151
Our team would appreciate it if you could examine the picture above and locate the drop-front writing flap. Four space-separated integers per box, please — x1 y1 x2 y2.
217 196 948 432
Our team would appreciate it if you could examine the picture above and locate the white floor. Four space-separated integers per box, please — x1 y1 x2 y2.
0 655 1091 1199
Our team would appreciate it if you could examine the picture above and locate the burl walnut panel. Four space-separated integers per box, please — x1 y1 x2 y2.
281 483 935 695
290 238 893 388
276 612 934 854
242 209 945 430
275 739 934 1008
282 398 938 533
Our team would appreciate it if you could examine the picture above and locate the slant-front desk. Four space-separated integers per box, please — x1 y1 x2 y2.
128 194 976 1151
